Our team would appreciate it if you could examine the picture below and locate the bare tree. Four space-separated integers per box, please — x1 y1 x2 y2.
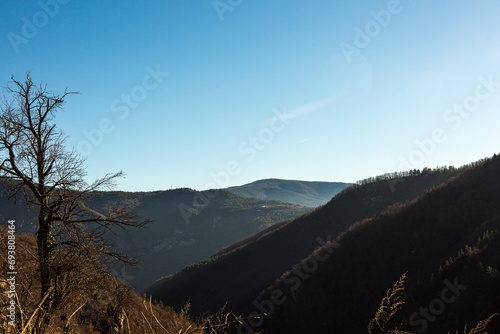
0 73 148 333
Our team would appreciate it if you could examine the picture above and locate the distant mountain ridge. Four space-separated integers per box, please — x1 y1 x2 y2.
227 179 352 207
0 185 311 291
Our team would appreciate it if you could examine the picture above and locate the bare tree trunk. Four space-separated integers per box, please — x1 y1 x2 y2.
36 200 55 333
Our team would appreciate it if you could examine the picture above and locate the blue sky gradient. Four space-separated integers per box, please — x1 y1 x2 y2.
2 0 500 191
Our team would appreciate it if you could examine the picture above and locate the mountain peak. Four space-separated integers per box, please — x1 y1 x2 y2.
227 179 352 207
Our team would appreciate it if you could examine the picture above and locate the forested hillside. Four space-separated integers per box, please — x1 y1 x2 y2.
146 166 463 318
252 155 500 333
0 186 310 290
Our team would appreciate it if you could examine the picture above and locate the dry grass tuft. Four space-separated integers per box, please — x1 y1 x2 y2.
368 272 412 334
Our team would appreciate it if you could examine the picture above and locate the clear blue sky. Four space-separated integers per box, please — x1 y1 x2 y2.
2 0 500 191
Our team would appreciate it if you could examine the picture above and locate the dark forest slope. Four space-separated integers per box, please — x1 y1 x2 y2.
252 155 500 334
146 167 462 317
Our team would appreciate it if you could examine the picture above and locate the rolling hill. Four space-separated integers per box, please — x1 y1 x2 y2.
0 186 311 291
227 179 351 207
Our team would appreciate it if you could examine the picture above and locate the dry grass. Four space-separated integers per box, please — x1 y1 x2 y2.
368 272 497 334
0 224 259 334
368 272 411 334
448 314 498 334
